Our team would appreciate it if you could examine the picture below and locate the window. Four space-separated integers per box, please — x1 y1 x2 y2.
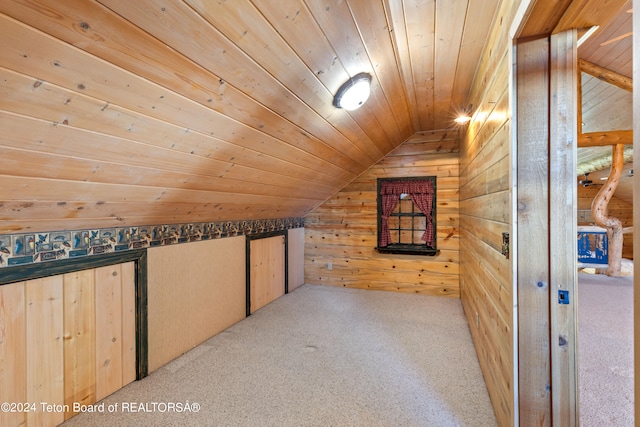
376 176 438 256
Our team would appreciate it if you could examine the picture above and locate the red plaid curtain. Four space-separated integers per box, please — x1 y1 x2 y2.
379 180 435 247
379 192 401 247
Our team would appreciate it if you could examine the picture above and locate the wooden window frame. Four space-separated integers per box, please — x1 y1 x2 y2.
376 176 438 256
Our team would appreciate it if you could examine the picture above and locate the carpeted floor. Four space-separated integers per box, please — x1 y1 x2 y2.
578 273 634 427
62 284 497 427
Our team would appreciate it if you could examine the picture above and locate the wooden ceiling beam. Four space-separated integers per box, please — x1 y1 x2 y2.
579 59 632 92
553 0 629 34
578 130 633 147
518 0 628 39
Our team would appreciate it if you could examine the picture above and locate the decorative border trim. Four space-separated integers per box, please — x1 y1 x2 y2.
0 217 304 269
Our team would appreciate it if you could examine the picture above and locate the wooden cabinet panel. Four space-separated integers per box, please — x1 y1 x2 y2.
0 281 26 427
250 235 285 313
0 261 136 426
287 228 305 291
63 270 96 419
95 265 124 402
26 276 64 427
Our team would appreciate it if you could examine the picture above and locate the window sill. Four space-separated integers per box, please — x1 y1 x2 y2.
376 245 439 256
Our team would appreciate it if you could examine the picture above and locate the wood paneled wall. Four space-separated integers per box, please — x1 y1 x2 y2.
0 263 136 426
146 237 246 372
305 129 460 296
459 1 520 425
578 183 633 259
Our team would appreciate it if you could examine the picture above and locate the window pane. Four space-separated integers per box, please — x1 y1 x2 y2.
401 199 413 212
400 216 412 229
388 216 399 230
399 230 413 244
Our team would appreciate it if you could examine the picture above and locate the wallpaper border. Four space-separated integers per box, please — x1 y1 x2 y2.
0 217 304 269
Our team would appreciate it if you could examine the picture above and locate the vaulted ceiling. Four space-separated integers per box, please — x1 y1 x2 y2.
576 0 633 203
0 0 633 232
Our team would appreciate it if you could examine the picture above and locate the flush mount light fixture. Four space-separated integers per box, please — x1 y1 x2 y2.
333 72 372 110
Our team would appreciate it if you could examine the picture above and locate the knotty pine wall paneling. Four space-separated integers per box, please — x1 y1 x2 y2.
146 237 246 372
305 129 460 297
458 0 523 425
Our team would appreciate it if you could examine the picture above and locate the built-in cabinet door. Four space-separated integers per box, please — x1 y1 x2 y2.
249 235 285 314
0 262 136 427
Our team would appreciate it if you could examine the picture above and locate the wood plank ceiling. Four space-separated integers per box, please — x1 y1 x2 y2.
0 0 499 233
0 0 631 233
576 0 633 203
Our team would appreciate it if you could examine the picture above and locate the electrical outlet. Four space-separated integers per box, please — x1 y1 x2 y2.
328 262 332 270
475 312 479 327
558 289 569 305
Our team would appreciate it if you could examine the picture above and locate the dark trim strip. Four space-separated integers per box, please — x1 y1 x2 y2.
245 230 288 317
0 249 149 380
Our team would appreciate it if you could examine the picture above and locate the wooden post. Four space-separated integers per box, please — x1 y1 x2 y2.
549 29 578 426
516 29 579 426
591 143 625 276
517 36 551 426
633 1 640 422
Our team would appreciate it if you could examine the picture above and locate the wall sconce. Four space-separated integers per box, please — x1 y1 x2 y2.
333 72 372 110
454 104 473 124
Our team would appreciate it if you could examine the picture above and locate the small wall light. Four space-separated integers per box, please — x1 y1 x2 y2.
333 72 372 110
454 104 473 124
454 115 471 124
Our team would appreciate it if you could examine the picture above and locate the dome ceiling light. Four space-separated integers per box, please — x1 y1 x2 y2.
333 72 372 111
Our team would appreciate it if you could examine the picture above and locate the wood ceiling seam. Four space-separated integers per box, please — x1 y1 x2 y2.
0 66 354 187
253 0 395 154
0 12 362 184
0 145 336 199
0 175 325 207
0 2 370 176
340 0 413 146
0 108 348 191
450 0 500 125
186 0 384 167
433 0 468 128
126 0 384 167
381 0 422 133
402 0 436 131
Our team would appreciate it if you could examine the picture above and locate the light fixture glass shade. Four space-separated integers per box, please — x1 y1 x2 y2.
333 73 372 110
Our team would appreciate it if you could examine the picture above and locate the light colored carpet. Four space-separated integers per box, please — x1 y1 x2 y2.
578 273 634 427
62 284 497 427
